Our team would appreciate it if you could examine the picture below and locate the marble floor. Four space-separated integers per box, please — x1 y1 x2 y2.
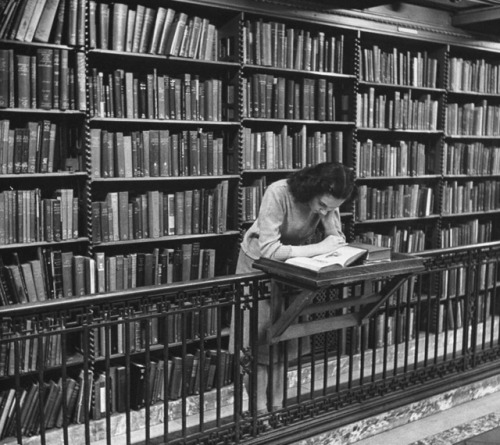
351 389 500 445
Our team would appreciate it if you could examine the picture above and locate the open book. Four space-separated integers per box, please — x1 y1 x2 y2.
284 244 368 272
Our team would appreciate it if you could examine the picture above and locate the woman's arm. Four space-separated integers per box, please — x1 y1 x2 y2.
320 208 346 239
283 207 346 258
288 235 346 258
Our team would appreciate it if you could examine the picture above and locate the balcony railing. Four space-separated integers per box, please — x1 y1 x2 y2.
0 242 499 444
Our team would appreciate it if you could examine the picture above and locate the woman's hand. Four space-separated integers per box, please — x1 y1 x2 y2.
319 211 338 234
288 234 346 258
318 234 346 253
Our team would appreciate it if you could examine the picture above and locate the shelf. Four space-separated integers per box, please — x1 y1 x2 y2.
0 238 90 251
445 134 500 139
358 81 446 93
355 215 440 224
447 89 500 98
356 174 441 181
357 127 443 134
93 328 230 362
0 352 84 380
243 64 356 79
443 174 500 179
0 172 87 179
0 39 73 50
91 174 240 183
441 209 500 218
93 231 241 248
88 48 240 69
242 168 297 174
89 117 240 125
0 108 85 115
242 118 355 126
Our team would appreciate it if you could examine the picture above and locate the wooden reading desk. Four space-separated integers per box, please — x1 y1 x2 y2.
253 253 425 346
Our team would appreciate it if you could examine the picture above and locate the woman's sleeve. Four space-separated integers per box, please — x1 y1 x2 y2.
257 186 293 261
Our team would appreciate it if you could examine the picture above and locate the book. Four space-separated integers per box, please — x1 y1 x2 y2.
130 361 146 409
14 0 38 41
34 0 61 42
348 242 392 263
0 49 11 108
58 377 78 427
36 48 54 110
168 356 183 399
284 244 370 272
111 3 128 51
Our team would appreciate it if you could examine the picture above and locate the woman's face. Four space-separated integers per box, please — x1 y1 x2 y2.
309 194 344 216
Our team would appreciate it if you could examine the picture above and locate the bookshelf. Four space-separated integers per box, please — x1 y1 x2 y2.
1 0 500 442
239 13 357 235
0 25 90 308
441 44 500 248
354 32 447 253
86 2 242 286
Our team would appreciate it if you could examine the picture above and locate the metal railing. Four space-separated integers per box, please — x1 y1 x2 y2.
0 242 499 444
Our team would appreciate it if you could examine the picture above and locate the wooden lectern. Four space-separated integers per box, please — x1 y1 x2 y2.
254 253 425 347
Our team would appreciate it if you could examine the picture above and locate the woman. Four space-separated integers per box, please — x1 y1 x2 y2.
234 162 357 412
237 161 356 272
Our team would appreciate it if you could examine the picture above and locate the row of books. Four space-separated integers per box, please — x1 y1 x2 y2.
0 346 234 440
91 184 228 243
88 69 228 121
441 219 493 248
112 350 233 414
243 19 345 73
443 142 500 176
440 262 495 300
356 227 427 253
448 57 500 94
357 89 439 130
0 119 82 175
0 243 217 307
89 2 220 60
419 297 471 335
446 101 500 136
0 248 87 305
242 75 346 121
360 46 438 88
242 127 344 171
442 180 500 215
94 299 220 358
0 373 90 439
0 48 86 111
356 184 435 221
0 318 62 377
0 0 82 45
90 128 225 179
242 177 267 222
368 307 417 349
96 245 217 295
356 139 434 178
337 293 417 354
0 188 79 246
368 273 418 307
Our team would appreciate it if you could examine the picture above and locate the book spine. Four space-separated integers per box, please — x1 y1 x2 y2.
36 48 53 110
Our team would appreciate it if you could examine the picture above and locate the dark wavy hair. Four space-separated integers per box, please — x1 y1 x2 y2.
287 162 357 203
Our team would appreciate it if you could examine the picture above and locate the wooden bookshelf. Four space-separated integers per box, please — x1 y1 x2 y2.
2 0 500 442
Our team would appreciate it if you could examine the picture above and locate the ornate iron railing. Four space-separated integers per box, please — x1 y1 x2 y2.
0 242 499 444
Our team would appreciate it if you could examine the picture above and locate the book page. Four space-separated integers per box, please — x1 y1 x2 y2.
285 245 367 271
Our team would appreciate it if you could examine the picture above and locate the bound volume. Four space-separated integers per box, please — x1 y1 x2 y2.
284 243 391 272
